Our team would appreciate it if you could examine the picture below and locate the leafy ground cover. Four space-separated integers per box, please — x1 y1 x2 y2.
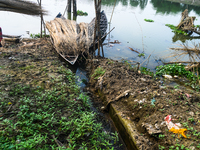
0 39 123 149
156 64 200 91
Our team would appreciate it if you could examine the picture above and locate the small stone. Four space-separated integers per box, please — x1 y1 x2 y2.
101 106 105 110
158 104 163 109
189 111 194 116
189 146 195 150
140 78 146 82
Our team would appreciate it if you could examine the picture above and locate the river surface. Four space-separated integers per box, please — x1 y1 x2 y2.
1 0 200 69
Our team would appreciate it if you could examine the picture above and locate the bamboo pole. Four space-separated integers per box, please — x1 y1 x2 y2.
40 0 42 38
94 0 103 56
73 0 77 18
67 0 71 13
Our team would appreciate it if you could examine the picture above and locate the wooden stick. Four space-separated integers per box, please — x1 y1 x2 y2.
164 61 199 64
51 135 65 148
170 47 200 52
139 50 154 68
104 90 131 110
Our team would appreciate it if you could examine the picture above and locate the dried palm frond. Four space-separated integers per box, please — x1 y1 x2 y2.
0 0 47 16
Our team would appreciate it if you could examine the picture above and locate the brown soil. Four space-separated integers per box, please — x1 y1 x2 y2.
86 57 200 150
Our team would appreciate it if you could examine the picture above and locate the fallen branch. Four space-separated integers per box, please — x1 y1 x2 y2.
164 61 199 64
139 50 154 68
170 47 200 53
104 89 131 110
51 135 65 148
128 47 140 54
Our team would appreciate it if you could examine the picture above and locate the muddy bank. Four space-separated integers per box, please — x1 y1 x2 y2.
166 0 200 6
86 57 200 150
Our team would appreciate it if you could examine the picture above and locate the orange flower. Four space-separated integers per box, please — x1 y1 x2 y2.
169 127 187 138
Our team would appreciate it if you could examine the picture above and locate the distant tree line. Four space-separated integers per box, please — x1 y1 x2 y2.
100 0 200 15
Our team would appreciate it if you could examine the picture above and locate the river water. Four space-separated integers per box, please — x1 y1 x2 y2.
1 0 200 69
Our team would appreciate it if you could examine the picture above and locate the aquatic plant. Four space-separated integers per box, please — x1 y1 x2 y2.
156 64 200 90
144 19 154 22
138 53 145 57
165 24 188 35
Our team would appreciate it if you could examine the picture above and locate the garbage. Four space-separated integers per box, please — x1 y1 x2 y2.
142 123 162 135
165 115 187 138
151 98 156 105
185 93 190 98
163 75 172 79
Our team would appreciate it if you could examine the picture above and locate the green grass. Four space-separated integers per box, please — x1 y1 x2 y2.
30 31 50 39
91 67 106 79
0 66 116 149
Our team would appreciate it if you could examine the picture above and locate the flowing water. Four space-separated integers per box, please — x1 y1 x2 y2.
1 0 200 69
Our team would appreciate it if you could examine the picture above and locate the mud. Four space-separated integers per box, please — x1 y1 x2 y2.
86 57 200 150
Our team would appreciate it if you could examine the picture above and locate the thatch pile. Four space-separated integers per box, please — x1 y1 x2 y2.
0 0 46 16
46 18 95 64
45 11 107 64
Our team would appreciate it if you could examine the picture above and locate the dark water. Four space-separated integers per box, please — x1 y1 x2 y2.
1 0 200 69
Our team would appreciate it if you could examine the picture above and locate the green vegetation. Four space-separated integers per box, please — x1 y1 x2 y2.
156 64 200 90
77 10 88 16
138 53 145 57
30 31 50 39
144 19 154 22
140 67 155 77
91 66 106 79
0 66 117 149
165 24 188 35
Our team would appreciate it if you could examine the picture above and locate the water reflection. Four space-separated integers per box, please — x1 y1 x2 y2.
151 0 200 15
101 0 200 15
130 0 148 9
172 33 200 43
101 0 148 9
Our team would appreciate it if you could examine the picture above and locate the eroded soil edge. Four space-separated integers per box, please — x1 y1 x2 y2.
86 57 200 150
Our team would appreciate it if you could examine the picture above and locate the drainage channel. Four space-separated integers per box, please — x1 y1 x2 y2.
75 66 127 150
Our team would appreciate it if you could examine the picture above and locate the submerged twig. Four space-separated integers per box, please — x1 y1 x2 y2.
139 50 154 68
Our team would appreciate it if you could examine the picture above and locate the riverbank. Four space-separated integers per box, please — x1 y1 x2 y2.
0 38 200 150
0 38 124 149
86 57 200 150
166 0 200 6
